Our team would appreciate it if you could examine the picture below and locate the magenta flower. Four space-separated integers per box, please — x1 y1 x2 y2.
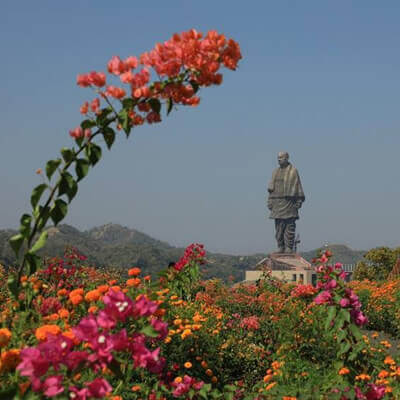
150 318 169 340
86 378 112 398
103 289 134 322
314 290 332 305
339 298 351 308
42 375 64 397
68 386 89 400
133 295 158 317
73 315 99 342
365 384 386 400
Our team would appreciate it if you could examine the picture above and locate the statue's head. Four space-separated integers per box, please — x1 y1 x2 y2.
277 151 289 168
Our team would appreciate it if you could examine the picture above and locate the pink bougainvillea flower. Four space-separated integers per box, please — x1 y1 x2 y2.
314 290 332 305
86 378 112 398
107 56 127 76
42 375 64 397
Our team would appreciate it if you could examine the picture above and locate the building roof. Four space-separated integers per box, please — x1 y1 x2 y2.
255 253 313 271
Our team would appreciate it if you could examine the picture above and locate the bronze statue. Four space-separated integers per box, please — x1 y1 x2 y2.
267 152 305 253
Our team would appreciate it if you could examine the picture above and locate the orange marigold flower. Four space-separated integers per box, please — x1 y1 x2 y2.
69 288 84 298
184 362 192 369
263 375 273 383
143 275 151 281
109 279 117 285
0 328 12 347
0 349 20 372
384 356 395 365
339 367 350 375
63 330 80 345
181 329 192 339
88 306 98 314
211 376 218 383
70 294 83 306
283 397 297 400
265 382 277 391
355 374 371 381
35 325 61 341
57 288 68 297
378 370 389 378
205 369 213 376
201 361 208 368
131 385 141 392
111 285 121 292
128 267 141 276
85 289 101 302
58 308 70 319
126 278 141 287
97 285 109 294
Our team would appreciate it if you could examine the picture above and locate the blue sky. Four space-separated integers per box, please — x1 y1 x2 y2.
1 1 399 254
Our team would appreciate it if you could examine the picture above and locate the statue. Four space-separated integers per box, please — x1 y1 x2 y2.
267 152 305 253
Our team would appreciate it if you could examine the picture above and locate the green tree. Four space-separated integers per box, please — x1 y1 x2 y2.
353 246 400 281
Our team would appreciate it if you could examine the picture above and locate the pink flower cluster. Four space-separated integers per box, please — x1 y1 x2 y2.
239 315 260 331
171 375 204 397
173 243 206 272
72 29 241 135
17 289 167 399
313 254 368 327
355 384 386 400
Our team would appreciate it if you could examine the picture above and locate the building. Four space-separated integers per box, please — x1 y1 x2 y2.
245 253 317 285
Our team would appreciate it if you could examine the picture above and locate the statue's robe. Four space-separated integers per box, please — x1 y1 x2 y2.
267 163 305 220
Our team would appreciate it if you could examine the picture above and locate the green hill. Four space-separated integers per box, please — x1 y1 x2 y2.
0 224 366 282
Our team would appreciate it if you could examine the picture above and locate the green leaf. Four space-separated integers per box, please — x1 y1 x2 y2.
103 127 116 149
81 119 97 130
122 98 135 109
20 213 32 238
140 325 159 338
149 98 161 114
7 274 19 299
50 199 68 226
85 143 102 166
9 233 24 257
338 341 351 357
25 253 41 275
349 323 363 340
29 230 48 254
75 158 90 182
96 107 113 126
60 147 75 163
325 306 337 331
31 183 48 208
118 108 131 137
190 80 200 93
45 159 62 180
36 205 51 230
167 98 173 115
58 172 78 202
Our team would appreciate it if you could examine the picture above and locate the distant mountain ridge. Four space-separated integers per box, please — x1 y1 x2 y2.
0 223 367 282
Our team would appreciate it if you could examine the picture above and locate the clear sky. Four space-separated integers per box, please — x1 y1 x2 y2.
1 1 400 255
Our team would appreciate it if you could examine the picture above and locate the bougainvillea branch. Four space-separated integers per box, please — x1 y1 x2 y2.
8 29 241 295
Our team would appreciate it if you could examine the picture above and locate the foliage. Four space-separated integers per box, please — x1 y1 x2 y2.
353 247 400 281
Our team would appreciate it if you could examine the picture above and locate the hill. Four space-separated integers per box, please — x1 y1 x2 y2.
0 224 366 282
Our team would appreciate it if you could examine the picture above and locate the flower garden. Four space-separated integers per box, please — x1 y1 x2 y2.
2 28 400 399
1 247 400 399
